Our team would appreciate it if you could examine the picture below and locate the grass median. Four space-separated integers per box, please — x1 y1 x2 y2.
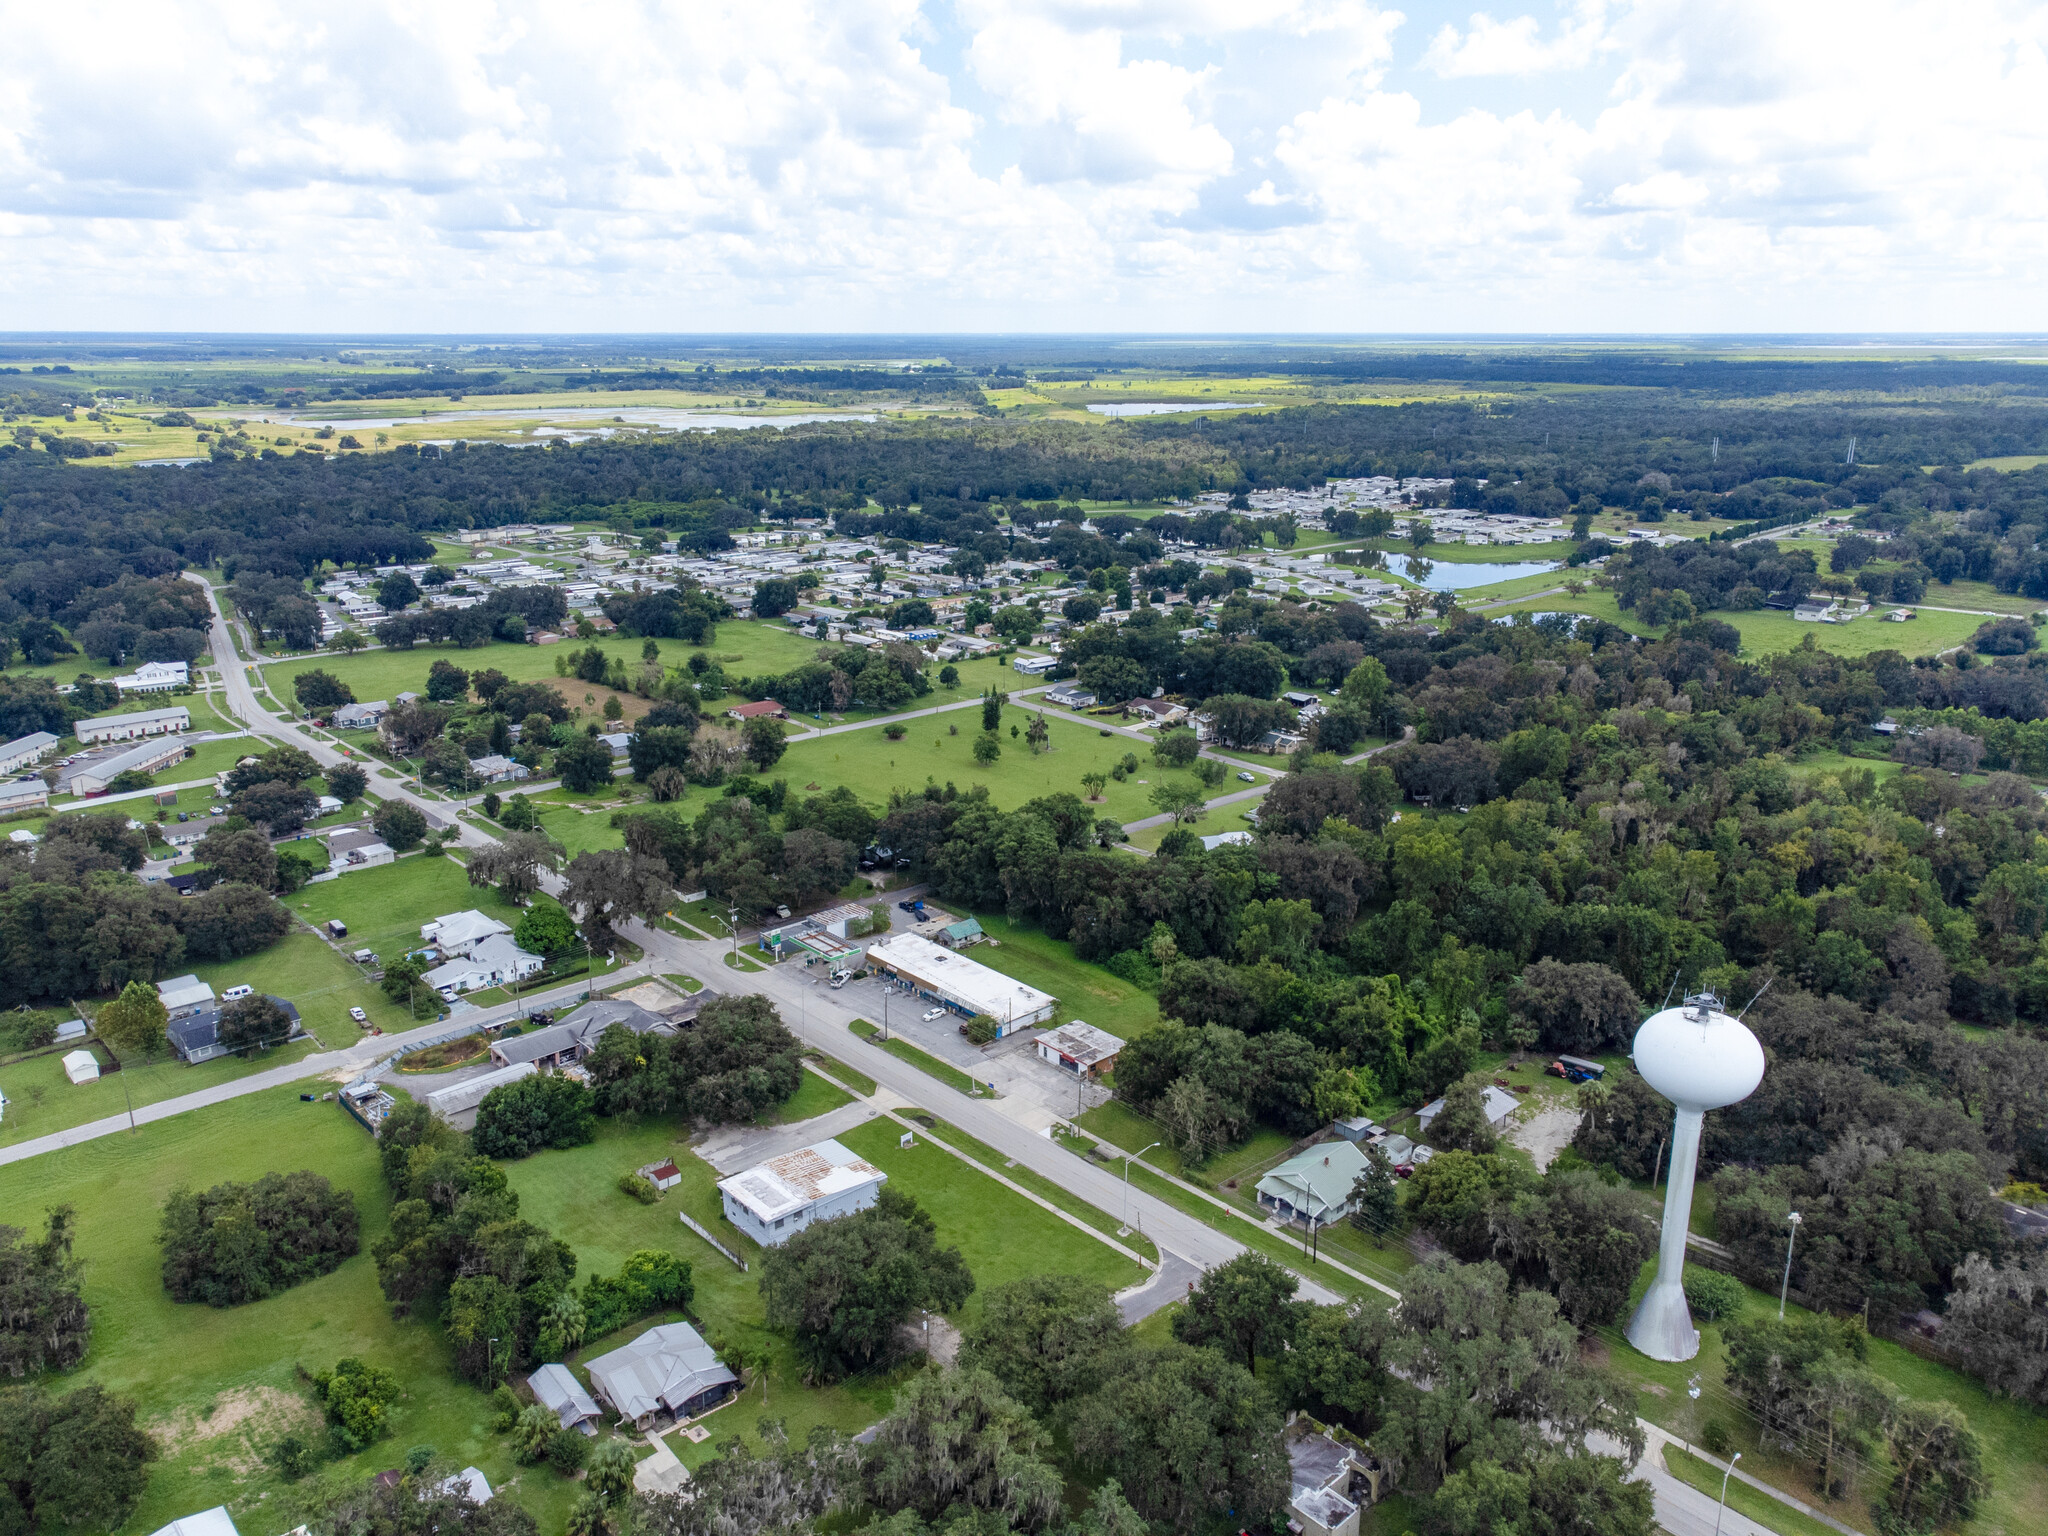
847 1019 995 1097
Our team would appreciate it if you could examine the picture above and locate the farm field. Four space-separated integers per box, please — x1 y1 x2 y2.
775 711 1161 822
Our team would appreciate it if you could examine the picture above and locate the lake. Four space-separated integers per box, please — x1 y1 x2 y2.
1383 553 1563 591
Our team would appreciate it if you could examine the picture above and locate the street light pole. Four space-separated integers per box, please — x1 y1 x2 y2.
1713 1451 1742 1536
1121 1142 1161 1233
1779 1211 1804 1319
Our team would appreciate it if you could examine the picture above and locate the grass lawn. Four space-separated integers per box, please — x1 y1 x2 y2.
775 712 1161 823
0 1093 582 1536
962 915 1162 1041
182 929 404 1040
1662 1447 1843 1536
757 1070 853 1125
1485 589 1984 659
0 1036 321 1149
282 853 534 966
807 1052 876 1097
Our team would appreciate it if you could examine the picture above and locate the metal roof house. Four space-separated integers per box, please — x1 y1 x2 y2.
584 1321 739 1430
487 997 674 1069
1415 1085 1520 1134
527 1363 603 1435
157 974 216 1016
425 1060 536 1122
0 731 58 774
148 1508 240 1536
717 1138 887 1247
165 996 303 1064
1255 1140 1371 1225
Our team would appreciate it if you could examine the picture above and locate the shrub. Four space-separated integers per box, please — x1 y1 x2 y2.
511 1403 558 1463
618 1173 660 1204
965 1013 1000 1046
547 1426 590 1474
1683 1266 1746 1323
313 1357 401 1451
1701 1420 1732 1457
884 723 907 740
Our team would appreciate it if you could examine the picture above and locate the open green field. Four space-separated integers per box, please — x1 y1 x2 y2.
1456 568 1573 602
1971 454 2048 472
0 1035 322 1149
962 914 1162 1041
776 711 1159 822
0 1092 586 1536
1486 589 1985 659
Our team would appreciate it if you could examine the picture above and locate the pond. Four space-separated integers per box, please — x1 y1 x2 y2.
1085 401 1263 416
1383 553 1563 591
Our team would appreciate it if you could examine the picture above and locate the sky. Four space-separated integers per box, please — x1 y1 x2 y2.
1 0 2044 334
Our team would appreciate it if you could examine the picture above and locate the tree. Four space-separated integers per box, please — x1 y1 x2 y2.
231 778 318 834
0 1208 90 1377
466 830 565 905
197 828 281 893
1428 1450 1655 1536
180 881 294 961
555 734 616 794
1348 1147 1403 1247
374 799 428 851
513 901 579 958
753 578 800 618
218 994 295 1052
1148 779 1206 825
1025 712 1049 752
426 658 471 702
314 1357 402 1451
1489 1168 1658 1327
981 688 1007 733
1879 1399 1987 1536
379 571 421 611
1427 1075 1499 1153
95 979 168 1057
157 1170 360 1306
973 732 1001 766
635 1423 853 1536
1339 656 1390 716
1942 1250 2048 1407
759 1189 973 1380
743 716 788 771
511 1402 558 1463
958 1275 1127 1419
1508 960 1641 1055
0 1383 156 1534
327 761 368 803
584 1437 636 1507
1151 728 1199 769
1070 1341 1288 1530
1172 1253 1303 1373
861 1368 1063 1531
472 1072 597 1160
563 849 672 950
678 995 804 1122
294 668 356 711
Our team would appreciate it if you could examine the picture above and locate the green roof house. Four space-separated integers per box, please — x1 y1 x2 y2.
937 917 985 949
1255 1141 1371 1225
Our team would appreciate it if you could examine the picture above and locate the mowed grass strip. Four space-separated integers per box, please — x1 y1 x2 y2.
846 1020 986 1096
1661 1447 1846 1536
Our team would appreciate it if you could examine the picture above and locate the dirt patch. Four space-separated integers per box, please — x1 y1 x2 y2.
613 979 689 1013
152 1384 320 1462
398 1034 490 1072
1506 1103 1582 1172
898 1313 962 1367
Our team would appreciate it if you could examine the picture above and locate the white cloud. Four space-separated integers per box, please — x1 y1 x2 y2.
0 0 2042 329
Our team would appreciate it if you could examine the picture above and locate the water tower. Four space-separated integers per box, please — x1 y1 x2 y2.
1625 991 1766 1361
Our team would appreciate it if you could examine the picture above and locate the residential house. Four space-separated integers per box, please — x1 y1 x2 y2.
1011 655 1058 676
1286 1415 1394 1536
147 1508 241 1536
0 731 58 774
422 909 513 955
1255 1141 1371 1225
75 705 189 744
1200 830 1252 850
1253 728 1307 754
423 933 543 996
717 1138 888 1247
324 826 394 870
1034 1022 1124 1077
157 975 216 1016
331 701 389 730
1415 1085 1520 1135
934 917 984 949
527 1364 602 1436
165 995 303 1064
111 660 189 695
597 732 632 759
1044 683 1097 708
487 997 673 1069
726 699 788 721
1121 698 1186 727
467 754 530 784
584 1321 739 1429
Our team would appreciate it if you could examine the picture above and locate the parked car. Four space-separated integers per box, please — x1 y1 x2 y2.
829 971 852 989
1237 770 1256 782
349 1007 368 1025
922 1007 947 1022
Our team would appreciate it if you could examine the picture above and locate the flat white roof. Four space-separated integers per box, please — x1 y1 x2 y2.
718 1137 885 1223
866 932 1055 1021
78 705 189 732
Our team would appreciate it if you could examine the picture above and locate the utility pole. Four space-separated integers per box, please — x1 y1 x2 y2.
1779 1211 1804 1318
1121 1142 1160 1234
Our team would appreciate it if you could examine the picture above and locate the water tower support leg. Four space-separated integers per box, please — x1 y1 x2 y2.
1627 1105 1703 1361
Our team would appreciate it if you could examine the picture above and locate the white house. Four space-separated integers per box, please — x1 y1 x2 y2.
62 1049 100 1085
1255 1141 1372 1225
0 731 58 774
422 909 514 956
584 1321 739 1430
156 975 216 1016
717 1138 887 1246
331 701 389 729
75 705 189 744
147 1508 240 1536
0 781 49 814
422 933 543 996
468 754 530 784
323 827 394 871
1011 654 1058 676
112 660 189 694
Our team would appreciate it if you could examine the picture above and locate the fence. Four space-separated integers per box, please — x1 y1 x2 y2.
678 1211 748 1272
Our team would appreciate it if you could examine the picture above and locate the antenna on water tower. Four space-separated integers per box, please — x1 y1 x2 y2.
1625 990 1767 1362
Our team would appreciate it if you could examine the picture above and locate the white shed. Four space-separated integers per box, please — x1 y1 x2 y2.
62 1049 100 1085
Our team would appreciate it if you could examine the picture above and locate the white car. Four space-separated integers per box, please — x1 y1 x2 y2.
1237 770 1257 782
349 1007 368 1024
922 1007 947 1022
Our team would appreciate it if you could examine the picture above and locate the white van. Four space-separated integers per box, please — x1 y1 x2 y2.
221 984 254 1001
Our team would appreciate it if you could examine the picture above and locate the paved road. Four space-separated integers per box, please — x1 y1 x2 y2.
133 580 1844 1536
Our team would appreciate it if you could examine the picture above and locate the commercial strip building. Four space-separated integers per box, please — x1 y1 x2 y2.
864 932 1056 1033
716 1137 887 1247
75 705 190 744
